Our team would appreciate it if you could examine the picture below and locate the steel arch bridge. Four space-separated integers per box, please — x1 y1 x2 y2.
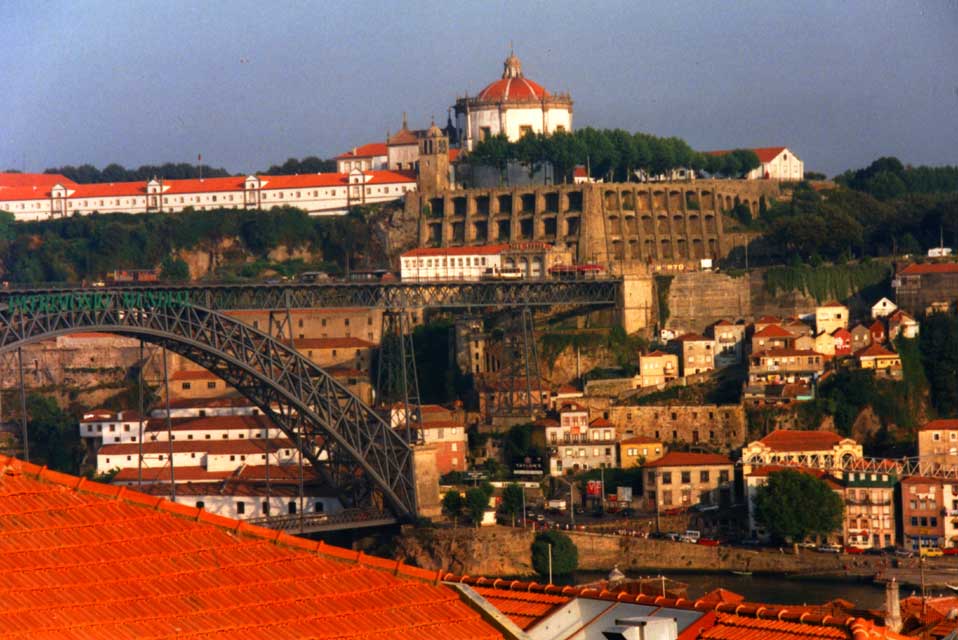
0 290 417 519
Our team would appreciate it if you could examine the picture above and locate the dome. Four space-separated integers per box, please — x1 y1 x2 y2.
476 51 549 102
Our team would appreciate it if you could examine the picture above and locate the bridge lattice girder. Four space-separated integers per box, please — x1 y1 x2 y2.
0 296 416 518
0 279 621 311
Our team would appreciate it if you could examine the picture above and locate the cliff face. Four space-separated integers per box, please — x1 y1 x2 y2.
375 205 420 267
394 526 535 576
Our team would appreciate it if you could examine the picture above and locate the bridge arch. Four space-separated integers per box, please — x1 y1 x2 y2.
0 290 416 518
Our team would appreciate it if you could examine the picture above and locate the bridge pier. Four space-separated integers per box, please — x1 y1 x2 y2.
413 444 441 519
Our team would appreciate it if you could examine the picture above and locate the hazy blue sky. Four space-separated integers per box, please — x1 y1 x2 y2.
2 0 955 177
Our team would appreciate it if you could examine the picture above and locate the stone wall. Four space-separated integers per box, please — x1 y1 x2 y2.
404 180 780 268
607 404 747 452
665 270 818 332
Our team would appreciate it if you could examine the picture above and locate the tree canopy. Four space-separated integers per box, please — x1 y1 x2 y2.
500 483 525 526
836 157 958 199
531 530 578 576
754 469 844 543
467 128 759 183
25 394 84 474
44 162 231 184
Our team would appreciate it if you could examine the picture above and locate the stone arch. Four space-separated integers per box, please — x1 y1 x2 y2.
0 294 416 518
620 190 635 211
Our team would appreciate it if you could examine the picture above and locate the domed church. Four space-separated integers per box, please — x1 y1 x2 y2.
453 50 573 151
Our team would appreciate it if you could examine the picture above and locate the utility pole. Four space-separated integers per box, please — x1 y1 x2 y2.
17 348 28 462
548 543 553 586
162 347 175 501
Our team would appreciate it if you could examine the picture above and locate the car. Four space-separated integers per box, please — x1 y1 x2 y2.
739 538 761 547
920 547 944 558
697 538 721 547
796 541 817 549
817 544 842 553
844 546 866 555
665 532 683 542
942 547 958 556
535 514 545 522
894 548 914 558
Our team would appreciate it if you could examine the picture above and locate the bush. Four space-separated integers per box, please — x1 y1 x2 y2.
531 530 578 577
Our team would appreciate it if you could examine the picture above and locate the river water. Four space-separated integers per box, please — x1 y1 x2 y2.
569 570 895 609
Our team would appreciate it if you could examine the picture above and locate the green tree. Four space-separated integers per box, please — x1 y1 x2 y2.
25 394 83 474
160 255 190 281
442 490 464 526
464 487 491 527
754 469 843 543
501 483 524 526
531 530 578 577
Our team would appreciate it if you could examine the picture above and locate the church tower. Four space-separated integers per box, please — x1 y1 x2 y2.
417 120 450 194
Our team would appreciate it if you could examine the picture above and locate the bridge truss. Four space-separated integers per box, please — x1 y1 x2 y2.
0 292 417 519
0 278 620 311
743 455 958 481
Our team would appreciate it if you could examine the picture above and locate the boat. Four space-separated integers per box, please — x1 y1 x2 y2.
730 571 753 577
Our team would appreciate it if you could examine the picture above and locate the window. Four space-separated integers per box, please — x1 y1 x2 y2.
480 126 491 141
237 502 245 515
519 125 533 137
196 501 205 509
700 470 710 482
182 382 192 390
661 472 672 485
207 381 216 389
681 471 691 484
719 470 730 484
288 501 297 514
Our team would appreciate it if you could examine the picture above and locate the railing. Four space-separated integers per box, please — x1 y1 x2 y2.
741 455 958 480
246 506 394 531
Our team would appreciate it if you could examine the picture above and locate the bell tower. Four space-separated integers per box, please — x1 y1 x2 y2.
417 120 450 195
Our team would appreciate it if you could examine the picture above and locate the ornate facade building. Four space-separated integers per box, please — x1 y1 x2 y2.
454 51 573 151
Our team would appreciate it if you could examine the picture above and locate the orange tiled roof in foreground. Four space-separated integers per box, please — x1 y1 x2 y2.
0 455 502 640
443 575 917 640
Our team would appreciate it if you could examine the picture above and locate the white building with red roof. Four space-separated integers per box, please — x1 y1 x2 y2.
400 244 508 281
335 142 388 172
0 168 416 220
453 50 573 151
741 429 863 471
705 146 804 180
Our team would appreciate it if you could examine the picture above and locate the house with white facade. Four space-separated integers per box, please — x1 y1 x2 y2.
399 244 507 281
704 147 804 181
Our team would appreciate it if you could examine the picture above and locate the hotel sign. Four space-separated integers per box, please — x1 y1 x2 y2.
7 290 192 314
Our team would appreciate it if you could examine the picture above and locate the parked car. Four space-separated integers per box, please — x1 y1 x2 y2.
920 547 944 558
665 532 683 542
894 548 914 558
697 538 721 547
844 546 866 555
796 541 817 549
942 547 958 556
817 544 842 553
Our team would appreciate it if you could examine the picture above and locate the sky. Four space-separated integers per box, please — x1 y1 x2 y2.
1 0 956 177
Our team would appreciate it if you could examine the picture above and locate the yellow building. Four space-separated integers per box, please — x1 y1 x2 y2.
643 452 734 511
741 429 863 472
815 300 849 335
856 343 902 378
638 350 679 387
918 419 958 468
619 437 664 468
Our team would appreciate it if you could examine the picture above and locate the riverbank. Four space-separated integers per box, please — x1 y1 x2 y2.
392 525 958 592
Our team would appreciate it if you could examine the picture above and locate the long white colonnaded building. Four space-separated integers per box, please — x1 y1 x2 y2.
0 169 417 221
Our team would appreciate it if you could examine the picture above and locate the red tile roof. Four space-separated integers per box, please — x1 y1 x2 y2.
753 324 796 338
335 142 388 159
758 429 846 452
443 576 912 640
0 455 502 639
675 332 710 342
0 172 76 188
589 417 612 428
477 76 548 102
620 436 661 445
99 437 295 456
401 243 511 257
705 147 789 163
920 419 958 431
644 452 733 468
819 300 847 308
855 343 898 358
752 348 822 358
644 350 674 358
755 315 783 324
146 414 275 432
170 369 220 381
899 262 958 275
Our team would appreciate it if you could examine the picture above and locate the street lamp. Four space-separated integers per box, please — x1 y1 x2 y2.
554 475 576 528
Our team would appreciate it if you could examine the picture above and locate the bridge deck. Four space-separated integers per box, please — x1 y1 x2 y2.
0 278 620 310
247 509 397 534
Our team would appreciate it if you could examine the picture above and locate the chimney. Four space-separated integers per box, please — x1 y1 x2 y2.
885 577 902 633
